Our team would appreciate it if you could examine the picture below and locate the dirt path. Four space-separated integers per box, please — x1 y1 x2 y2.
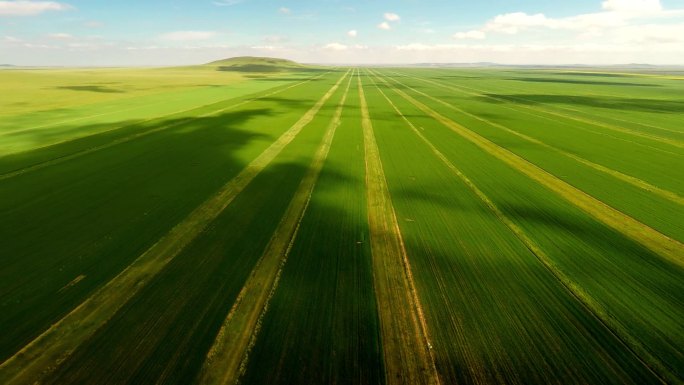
358 72 441 385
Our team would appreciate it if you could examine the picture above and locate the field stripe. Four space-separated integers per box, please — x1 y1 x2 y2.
382 75 683 206
368 72 671 384
359 72 441 385
197 69 353 385
0 69 350 385
394 71 684 150
0 73 327 181
371 71 684 270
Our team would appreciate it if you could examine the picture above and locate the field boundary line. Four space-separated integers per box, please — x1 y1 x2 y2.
372 71 684 269
369 71 671 384
0 69 350 385
359 71 441 385
0 73 328 181
383 74 683 206
197 69 353 385
391 71 684 150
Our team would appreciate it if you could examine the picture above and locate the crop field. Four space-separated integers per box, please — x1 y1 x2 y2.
0 59 682 385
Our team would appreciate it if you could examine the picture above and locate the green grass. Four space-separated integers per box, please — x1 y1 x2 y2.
0 62 681 384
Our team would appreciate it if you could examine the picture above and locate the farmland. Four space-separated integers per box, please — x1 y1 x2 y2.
0 60 682 384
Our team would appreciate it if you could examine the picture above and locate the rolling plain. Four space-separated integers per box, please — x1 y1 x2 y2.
0 58 682 384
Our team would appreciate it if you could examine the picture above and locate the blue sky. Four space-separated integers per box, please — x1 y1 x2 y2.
1 0 684 65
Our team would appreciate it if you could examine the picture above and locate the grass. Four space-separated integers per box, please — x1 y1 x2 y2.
0 60 682 384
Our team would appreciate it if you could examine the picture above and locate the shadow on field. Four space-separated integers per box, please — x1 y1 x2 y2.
506 77 660 87
0 107 275 176
480 94 684 113
0 105 285 363
54 85 125 93
30 110 384 384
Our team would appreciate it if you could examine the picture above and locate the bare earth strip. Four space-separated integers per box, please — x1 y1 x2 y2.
0 73 327 181
393 72 684 150
0 70 349 385
382 75 684 206
197 69 353 385
359 73 441 385
373 71 684 270
370 73 671 384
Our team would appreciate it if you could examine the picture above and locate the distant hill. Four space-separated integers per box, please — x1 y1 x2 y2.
206 56 311 73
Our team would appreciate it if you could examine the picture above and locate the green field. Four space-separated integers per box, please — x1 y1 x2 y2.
0 59 682 384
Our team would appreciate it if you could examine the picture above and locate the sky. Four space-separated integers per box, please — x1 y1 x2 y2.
1 0 684 66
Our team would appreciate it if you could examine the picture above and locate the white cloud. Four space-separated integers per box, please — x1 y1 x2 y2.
453 1 683 42
483 12 557 34
453 30 486 40
47 32 72 39
324 42 348 51
384 12 400 22
377 21 391 30
347 29 357 38
0 1 70 16
279 7 291 14
159 31 217 42
602 0 662 12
